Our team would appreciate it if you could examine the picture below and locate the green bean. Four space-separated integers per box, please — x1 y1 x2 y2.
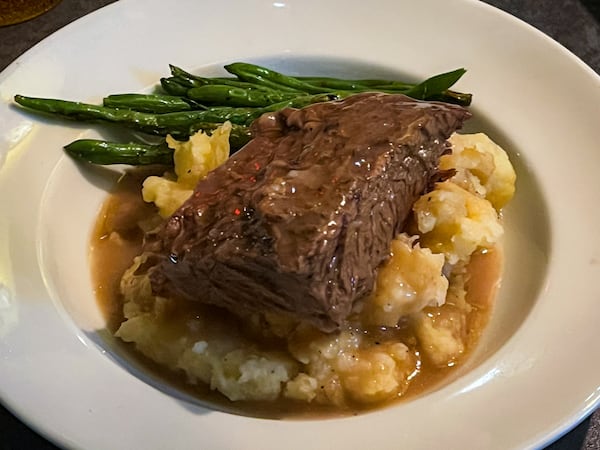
160 77 192 96
186 85 300 107
14 94 254 139
295 77 392 91
428 90 472 107
64 125 252 165
103 94 199 113
170 65 275 92
198 93 336 126
224 63 308 93
14 95 241 130
404 68 467 100
297 71 471 105
64 139 173 165
14 93 334 132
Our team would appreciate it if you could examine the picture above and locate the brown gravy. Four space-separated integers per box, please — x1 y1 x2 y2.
90 169 502 418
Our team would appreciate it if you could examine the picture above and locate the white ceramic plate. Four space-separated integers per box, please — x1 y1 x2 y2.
0 0 599 448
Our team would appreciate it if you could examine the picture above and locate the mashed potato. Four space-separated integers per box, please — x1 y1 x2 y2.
141 122 231 217
443 132 516 210
413 181 504 264
113 130 516 410
361 234 448 327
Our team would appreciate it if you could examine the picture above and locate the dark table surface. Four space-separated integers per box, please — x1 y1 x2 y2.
0 0 599 449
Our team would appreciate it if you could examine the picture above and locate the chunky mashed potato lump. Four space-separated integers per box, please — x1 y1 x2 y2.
91 126 515 416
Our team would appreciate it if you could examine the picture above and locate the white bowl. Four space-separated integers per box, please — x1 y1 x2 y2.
0 0 598 449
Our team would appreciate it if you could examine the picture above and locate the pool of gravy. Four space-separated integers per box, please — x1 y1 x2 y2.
90 168 502 419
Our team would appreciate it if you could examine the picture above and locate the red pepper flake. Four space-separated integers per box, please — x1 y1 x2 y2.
234 208 241 216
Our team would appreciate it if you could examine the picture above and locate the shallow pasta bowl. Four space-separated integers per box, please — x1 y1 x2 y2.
0 0 599 449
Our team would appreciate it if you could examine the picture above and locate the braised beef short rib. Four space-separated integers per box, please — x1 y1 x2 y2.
143 93 470 331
